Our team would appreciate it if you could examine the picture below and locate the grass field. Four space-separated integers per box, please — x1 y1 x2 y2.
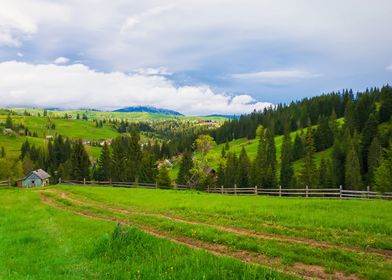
1 185 390 279
0 188 295 280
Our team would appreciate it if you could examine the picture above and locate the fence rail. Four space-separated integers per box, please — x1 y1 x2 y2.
4 177 390 200
0 178 11 187
61 179 192 190
207 184 392 200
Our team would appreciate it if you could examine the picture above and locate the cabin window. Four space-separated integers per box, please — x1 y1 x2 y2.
31 180 35 184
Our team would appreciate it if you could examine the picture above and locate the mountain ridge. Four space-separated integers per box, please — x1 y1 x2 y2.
113 106 183 116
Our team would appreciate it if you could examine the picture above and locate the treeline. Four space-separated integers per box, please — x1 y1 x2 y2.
211 86 391 143
214 86 392 191
115 119 210 157
12 132 173 188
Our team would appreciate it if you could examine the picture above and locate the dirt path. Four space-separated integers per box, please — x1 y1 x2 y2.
45 189 392 260
39 192 361 280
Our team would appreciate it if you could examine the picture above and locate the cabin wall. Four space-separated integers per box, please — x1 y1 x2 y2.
22 176 43 187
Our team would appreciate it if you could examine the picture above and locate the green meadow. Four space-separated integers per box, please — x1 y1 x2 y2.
0 188 295 280
1 186 390 280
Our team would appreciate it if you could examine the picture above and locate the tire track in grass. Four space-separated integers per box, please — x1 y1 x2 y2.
39 192 361 280
46 189 392 260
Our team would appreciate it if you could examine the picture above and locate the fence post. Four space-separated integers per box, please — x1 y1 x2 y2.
234 184 237 195
367 185 370 199
339 185 342 198
83 178 86 185
221 185 224 195
59 177 62 184
255 185 258 195
8 177 11 187
279 185 282 197
306 185 309 198
155 182 158 189
207 185 210 193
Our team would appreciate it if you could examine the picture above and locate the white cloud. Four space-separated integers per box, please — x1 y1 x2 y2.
232 69 321 81
0 61 272 115
120 4 174 34
387 65 392 71
53 56 69 64
0 0 69 46
133 67 172 76
16 52 23 57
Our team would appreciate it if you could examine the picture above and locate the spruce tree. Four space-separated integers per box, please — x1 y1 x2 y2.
70 139 90 180
265 128 277 187
251 125 267 187
0 146 5 158
331 139 345 186
20 140 30 159
156 166 172 189
224 152 238 187
292 134 304 161
111 136 128 182
344 97 358 135
361 113 378 174
367 137 383 185
345 140 363 190
139 151 157 183
374 147 392 192
280 130 293 188
97 142 111 181
177 151 193 184
300 129 317 188
238 147 251 188
5 114 13 129
216 162 225 188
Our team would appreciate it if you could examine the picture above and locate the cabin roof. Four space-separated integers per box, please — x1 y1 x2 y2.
20 169 51 181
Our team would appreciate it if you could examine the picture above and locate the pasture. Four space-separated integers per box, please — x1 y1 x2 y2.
1 185 391 279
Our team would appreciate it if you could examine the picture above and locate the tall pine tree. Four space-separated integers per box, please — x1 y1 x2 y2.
280 130 293 188
300 129 317 187
177 151 193 184
238 147 251 188
345 139 363 190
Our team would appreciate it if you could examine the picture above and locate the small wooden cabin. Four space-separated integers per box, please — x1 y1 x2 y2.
17 169 51 188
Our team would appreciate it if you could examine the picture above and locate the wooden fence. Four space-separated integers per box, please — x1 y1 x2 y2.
59 179 392 200
61 179 192 190
0 179 11 187
207 185 392 200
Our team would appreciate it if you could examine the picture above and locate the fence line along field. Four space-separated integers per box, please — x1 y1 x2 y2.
1 185 391 280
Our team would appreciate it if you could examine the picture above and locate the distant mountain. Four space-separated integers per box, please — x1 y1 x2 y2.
205 114 240 119
113 106 183 116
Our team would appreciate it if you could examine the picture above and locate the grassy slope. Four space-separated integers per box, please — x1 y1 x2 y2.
9 108 228 122
0 135 46 159
0 188 294 280
0 115 119 140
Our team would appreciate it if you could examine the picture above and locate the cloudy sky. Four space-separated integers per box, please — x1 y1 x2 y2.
0 0 391 115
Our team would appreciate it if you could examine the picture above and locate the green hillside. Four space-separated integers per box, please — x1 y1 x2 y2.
9 108 227 122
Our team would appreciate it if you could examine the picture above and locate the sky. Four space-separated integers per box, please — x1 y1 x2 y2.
0 0 391 115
